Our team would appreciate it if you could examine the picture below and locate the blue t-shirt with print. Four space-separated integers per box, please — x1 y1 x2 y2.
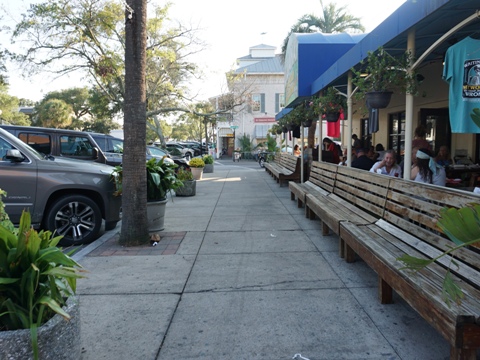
442 37 480 133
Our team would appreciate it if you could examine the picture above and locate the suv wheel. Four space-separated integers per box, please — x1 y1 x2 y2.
185 152 192 161
45 195 102 246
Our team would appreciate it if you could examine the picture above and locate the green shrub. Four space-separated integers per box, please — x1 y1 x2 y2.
176 168 194 181
0 209 84 359
188 157 205 168
202 155 214 164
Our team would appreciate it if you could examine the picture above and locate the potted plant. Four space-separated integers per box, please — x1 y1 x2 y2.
0 189 84 360
175 168 196 196
313 87 347 122
111 157 182 232
188 157 205 180
202 154 214 173
352 46 418 109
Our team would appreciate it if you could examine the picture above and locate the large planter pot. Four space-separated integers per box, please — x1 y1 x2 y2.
203 163 214 173
0 296 80 360
365 91 393 109
190 167 204 180
147 198 168 232
175 180 196 196
325 112 340 122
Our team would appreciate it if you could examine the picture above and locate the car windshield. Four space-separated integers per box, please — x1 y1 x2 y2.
148 147 167 157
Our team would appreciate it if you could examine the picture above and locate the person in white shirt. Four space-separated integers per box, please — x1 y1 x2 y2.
410 148 446 186
370 149 402 177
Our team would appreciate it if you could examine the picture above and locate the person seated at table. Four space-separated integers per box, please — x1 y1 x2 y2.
434 145 453 167
411 148 446 186
352 148 375 171
370 149 402 177
323 137 340 164
293 144 301 157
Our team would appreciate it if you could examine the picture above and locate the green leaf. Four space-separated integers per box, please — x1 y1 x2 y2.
397 254 432 271
38 296 71 321
442 270 464 307
471 109 480 128
436 205 480 246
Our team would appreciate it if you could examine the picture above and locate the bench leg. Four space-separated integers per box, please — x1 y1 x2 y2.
297 198 303 208
290 192 295 201
344 242 356 263
378 277 393 304
450 346 477 360
339 237 345 258
307 207 315 220
322 222 329 236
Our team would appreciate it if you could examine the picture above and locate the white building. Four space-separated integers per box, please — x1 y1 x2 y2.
214 44 285 158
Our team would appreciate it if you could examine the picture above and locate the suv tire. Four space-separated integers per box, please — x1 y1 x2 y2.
45 195 102 246
185 152 192 161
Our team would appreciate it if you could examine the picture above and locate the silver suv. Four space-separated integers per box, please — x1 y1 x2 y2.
0 128 122 246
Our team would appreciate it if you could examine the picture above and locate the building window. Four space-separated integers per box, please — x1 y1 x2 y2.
251 93 265 113
388 112 405 159
275 93 285 113
360 118 371 149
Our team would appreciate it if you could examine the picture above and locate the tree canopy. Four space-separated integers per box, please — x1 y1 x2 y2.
0 84 30 126
12 0 203 121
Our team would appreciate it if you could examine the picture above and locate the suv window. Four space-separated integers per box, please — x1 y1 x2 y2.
19 132 51 155
60 135 95 158
91 135 124 154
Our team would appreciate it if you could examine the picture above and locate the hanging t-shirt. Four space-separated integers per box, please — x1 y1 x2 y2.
442 36 480 133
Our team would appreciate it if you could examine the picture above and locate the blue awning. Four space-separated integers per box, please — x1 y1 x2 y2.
311 0 458 94
275 107 292 121
284 32 366 108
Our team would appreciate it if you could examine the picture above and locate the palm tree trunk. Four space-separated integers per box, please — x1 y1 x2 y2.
120 0 149 246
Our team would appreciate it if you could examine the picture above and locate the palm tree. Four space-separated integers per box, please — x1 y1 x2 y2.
281 1 365 58
280 1 365 151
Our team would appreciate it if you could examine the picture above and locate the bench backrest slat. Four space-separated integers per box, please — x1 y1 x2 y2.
383 177 480 269
309 161 337 193
334 166 390 217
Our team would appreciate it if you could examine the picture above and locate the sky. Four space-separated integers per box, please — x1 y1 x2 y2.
1 0 406 103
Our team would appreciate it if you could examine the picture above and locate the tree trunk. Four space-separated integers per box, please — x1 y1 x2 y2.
307 120 317 149
120 0 149 246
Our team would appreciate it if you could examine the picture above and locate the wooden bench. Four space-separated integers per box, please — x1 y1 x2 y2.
305 165 390 242
339 177 480 359
287 162 480 357
289 161 337 210
264 152 301 186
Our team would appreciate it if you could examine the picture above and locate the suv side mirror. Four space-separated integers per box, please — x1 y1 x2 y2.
92 147 99 160
5 149 24 162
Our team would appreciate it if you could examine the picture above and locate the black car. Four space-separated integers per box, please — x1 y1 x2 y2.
146 146 189 170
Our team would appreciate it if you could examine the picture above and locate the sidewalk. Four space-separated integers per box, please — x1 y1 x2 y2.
75 159 449 360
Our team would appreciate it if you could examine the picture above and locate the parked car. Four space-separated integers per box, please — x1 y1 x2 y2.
0 125 117 165
146 146 189 169
165 143 194 160
177 141 206 156
89 133 124 166
0 128 122 246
